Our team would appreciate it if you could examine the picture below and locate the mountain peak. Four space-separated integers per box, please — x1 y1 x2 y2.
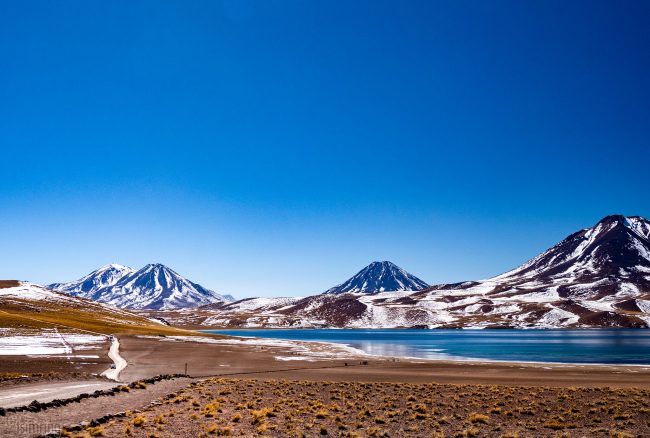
325 261 429 294
369 261 397 266
143 263 168 270
598 214 627 223
101 263 132 271
48 263 134 295
594 215 649 233
588 215 650 241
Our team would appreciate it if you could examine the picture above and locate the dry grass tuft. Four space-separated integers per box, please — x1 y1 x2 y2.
468 412 489 424
90 378 650 437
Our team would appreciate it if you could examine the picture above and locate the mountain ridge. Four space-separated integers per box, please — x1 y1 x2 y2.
49 263 134 296
49 263 232 310
168 215 650 329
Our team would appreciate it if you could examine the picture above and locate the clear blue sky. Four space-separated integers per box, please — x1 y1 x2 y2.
1 1 648 297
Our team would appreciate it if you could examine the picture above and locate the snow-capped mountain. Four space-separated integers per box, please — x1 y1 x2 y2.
409 214 650 328
49 263 135 296
165 215 650 329
50 263 232 310
325 261 430 294
492 214 650 295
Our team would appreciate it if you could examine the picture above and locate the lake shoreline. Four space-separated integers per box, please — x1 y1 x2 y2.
4 333 650 390
203 327 650 367
122 335 650 388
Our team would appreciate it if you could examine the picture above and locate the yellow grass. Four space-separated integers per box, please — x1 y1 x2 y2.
0 296 223 337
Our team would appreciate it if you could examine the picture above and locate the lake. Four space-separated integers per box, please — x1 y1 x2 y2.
204 328 650 365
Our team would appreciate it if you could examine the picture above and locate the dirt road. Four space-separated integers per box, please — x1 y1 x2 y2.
0 380 116 409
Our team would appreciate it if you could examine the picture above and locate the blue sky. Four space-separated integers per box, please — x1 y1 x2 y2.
1 1 648 297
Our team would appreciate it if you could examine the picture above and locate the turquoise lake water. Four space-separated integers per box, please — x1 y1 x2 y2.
204 329 650 365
